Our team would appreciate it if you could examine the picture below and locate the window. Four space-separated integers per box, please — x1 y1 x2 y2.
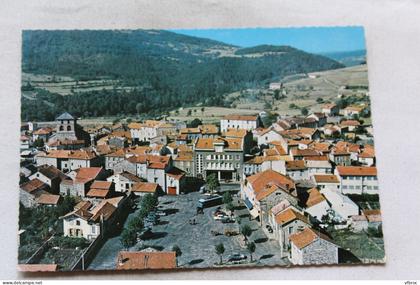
67 125 71 131
92 225 96 234
349 186 354 190
355 186 361 190
288 227 293 234
76 220 80 226
374 186 379 190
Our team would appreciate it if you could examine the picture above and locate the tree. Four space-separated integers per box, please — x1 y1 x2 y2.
141 193 158 212
120 228 137 249
316 97 324 103
215 243 225 265
247 242 256 262
172 245 182 266
301 107 309 116
273 89 280 100
222 191 233 205
206 173 219 193
226 202 235 215
127 216 144 232
33 138 44 148
188 118 202 128
240 224 253 243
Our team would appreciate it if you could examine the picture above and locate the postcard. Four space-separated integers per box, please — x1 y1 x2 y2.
18 27 384 272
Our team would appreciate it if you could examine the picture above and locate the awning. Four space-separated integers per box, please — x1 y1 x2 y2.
244 197 253 210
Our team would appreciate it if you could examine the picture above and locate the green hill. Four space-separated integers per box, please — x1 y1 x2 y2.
21 30 344 121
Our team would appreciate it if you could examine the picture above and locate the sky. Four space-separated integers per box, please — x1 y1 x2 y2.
171 27 365 54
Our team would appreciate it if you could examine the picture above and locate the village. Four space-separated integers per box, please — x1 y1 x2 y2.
18 83 384 272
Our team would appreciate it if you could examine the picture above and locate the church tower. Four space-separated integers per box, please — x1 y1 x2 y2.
55 112 78 141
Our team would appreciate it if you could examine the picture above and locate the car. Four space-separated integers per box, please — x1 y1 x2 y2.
221 217 235 223
156 211 166 216
214 214 228 220
227 253 247 262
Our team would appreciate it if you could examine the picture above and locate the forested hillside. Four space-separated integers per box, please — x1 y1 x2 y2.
21 30 344 121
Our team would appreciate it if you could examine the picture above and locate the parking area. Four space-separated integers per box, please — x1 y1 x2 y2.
89 188 289 270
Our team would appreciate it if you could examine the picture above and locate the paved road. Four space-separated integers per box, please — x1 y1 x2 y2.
88 191 289 270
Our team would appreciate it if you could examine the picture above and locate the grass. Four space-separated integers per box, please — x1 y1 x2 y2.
329 229 385 262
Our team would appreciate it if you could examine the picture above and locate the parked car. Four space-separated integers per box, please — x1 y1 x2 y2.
221 217 235 223
156 210 167 216
228 253 247 262
214 214 228 220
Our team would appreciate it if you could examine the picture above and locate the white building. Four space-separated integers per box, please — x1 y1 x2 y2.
304 188 331 222
335 166 379 195
220 114 260 132
320 189 359 219
107 172 142 193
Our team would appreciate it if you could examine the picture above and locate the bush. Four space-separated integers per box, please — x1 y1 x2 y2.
50 236 90 249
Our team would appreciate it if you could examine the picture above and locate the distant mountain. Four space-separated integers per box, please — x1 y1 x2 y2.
319 49 366 67
21 30 344 121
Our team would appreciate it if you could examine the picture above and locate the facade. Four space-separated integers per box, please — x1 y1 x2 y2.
220 114 260 132
321 103 339 117
35 149 100 172
19 178 50 208
29 165 68 194
335 166 379 195
107 172 143 193
289 228 339 265
193 137 244 182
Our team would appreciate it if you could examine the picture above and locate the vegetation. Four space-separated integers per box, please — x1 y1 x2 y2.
247 242 256 262
215 243 225 264
120 228 137 249
222 192 233 205
301 107 309 116
49 236 90 249
206 173 219 193
21 30 343 121
240 224 253 243
187 118 203 128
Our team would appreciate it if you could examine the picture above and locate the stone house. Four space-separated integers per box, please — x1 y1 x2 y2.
29 165 68 194
289 227 339 265
19 178 50 208
106 171 143 193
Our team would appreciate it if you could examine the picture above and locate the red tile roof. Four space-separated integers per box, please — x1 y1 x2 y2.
289 228 335 250
18 264 58 272
336 166 377 176
274 208 309 225
36 194 61 205
132 182 160 193
223 114 259 121
20 178 47 193
246 170 296 200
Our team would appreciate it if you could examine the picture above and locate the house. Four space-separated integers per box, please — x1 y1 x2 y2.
256 128 283 147
241 169 298 223
36 193 61 207
20 135 32 150
193 137 245 182
86 181 114 200
286 160 308 180
244 155 287 177
107 172 143 193
321 103 339 117
35 149 100 172
320 189 359 220
269 206 310 257
302 188 330 222
306 112 327 127
340 120 361 132
116 251 177 270
358 145 375 166
335 166 379 195
60 167 107 197
311 174 340 192
329 149 351 166
343 105 365 118
222 128 254 154
165 167 186 195
32 127 54 142
19 178 50 208
350 215 369 232
131 182 162 197
289 228 339 265
363 209 382 229
173 151 194 176
220 114 260 132
46 138 86 151
61 196 125 241
291 149 323 161
281 128 320 141
305 159 333 177
29 165 68 194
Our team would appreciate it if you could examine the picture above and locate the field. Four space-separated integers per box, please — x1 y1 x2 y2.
22 72 134 96
229 64 369 116
167 106 262 124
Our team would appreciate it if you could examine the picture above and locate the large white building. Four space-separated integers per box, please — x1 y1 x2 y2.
335 166 378 195
220 114 260 132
